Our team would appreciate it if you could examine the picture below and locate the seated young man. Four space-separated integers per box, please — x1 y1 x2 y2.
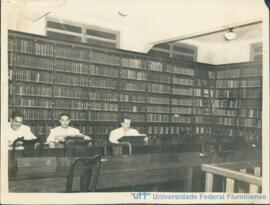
109 117 141 144
8 111 37 147
47 113 91 148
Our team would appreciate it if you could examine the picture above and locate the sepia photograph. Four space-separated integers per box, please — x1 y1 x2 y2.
1 0 269 204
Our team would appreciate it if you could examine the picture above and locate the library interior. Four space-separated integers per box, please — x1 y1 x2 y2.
4 0 265 194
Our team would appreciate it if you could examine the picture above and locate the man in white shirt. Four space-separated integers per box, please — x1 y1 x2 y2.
8 111 37 146
47 113 91 148
109 117 140 144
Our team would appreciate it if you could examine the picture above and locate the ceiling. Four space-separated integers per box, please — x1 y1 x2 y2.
179 22 262 45
4 0 266 53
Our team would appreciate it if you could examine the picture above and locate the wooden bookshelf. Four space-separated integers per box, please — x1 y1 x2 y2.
8 30 262 148
214 62 262 144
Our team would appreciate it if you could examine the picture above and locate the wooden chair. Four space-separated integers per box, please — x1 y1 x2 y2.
66 154 102 192
11 137 43 159
63 136 93 157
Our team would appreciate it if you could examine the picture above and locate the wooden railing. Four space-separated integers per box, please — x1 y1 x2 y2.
201 161 262 193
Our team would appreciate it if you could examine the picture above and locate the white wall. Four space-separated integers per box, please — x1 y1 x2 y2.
5 0 263 65
184 37 262 65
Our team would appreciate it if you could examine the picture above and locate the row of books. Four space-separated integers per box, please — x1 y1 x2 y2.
216 80 240 88
173 66 194 76
14 70 53 83
148 126 171 135
149 83 171 94
123 82 146 91
194 116 205 123
192 108 204 115
90 65 119 78
217 69 240 79
149 73 171 83
120 69 147 80
238 118 261 128
54 86 88 99
212 126 236 137
208 71 216 79
239 109 262 118
89 102 118 111
216 79 262 88
13 67 208 86
240 88 261 98
123 113 146 122
240 80 262 88
8 38 14 51
55 59 89 74
148 96 170 105
241 67 262 77
216 88 262 99
14 39 54 56
237 128 261 138
10 38 218 80
147 105 170 113
193 88 202 97
121 58 144 69
53 110 87 120
171 107 192 114
148 61 164 72
12 97 52 108
20 109 52 120
214 109 237 117
216 67 262 79
171 115 192 123
11 83 53 97
216 116 239 126
239 99 262 108
147 114 170 122
172 87 193 96
171 98 201 106
147 125 174 135
215 89 240 98
55 73 88 86
55 45 89 61
120 104 146 112
90 78 118 89
214 99 239 109
194 126 212 135
88 112 118 121
90 51 120 65
172 77 193 86
14 55 53 69
54 99 88 110
120 93 145 103
90 91 118 101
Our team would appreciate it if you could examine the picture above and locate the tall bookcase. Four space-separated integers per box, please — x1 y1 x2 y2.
214 62 262 144
8 30 262 147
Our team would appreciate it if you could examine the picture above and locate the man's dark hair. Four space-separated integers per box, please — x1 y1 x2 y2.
11 111 24 119
120 116 132 123
59 113 71 119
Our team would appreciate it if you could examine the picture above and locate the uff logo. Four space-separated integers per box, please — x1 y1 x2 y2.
131 188 151 200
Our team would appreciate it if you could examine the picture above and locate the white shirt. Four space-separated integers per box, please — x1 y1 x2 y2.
109 127 140 144
8 123 36 146
47 126 81 143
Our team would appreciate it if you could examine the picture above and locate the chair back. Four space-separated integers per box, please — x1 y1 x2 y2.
63 136 92 157
66 154 102 192
12 138 43 159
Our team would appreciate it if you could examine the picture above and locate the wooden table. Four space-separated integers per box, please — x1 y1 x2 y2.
9 152 202 192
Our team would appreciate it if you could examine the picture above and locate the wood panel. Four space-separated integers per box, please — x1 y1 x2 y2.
9 152 201 192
